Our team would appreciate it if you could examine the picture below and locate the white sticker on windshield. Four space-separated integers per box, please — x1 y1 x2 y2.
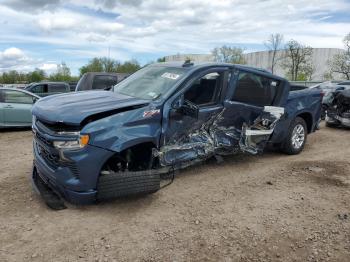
161 72 180 80
147 92 157 98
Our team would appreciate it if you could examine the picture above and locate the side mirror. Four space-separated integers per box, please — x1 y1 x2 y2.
32 97 38 104
172 95 199 119
181 100 199 119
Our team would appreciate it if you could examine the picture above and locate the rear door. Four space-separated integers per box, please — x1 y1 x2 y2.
3 90 34 126
48 83 68 95
0 90 5 126
221 69 288 154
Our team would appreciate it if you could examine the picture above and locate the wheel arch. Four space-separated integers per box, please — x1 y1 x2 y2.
296 112 313 133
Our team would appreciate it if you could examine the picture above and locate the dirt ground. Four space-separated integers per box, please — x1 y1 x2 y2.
0 123 350 262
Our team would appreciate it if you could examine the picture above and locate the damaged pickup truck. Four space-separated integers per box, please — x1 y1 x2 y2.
324 89 350 128
31 62 322 208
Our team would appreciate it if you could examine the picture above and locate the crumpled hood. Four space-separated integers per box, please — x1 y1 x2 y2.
32 91 149 126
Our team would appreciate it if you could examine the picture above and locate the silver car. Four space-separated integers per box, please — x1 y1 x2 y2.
0 88 40 128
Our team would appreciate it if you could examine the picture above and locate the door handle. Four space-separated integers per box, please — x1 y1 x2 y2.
4 105 13 109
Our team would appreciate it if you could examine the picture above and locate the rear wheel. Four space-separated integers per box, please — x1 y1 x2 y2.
281 117 307 155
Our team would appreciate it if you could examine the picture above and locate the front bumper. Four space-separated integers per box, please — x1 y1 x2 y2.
326 113 350 127
32 135 114 205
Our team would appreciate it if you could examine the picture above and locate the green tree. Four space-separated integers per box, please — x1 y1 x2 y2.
212 45 246 64
27 68 46 83
116 59 141 73
157 57 166 62
328 33 350 80
2 70 19 84
79 58 103 76
79 57 142 76
79 57 119 76
282 40 314 81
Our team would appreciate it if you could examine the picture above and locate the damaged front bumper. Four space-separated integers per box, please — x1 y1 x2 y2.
32 131 115 205
326 112 350 127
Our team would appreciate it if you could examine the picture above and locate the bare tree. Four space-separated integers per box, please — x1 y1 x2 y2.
264 33 284 74
282 39 313 81
328 33 350 80
212 45 246 64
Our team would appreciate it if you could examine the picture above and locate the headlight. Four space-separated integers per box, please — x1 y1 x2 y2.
53 135 90 150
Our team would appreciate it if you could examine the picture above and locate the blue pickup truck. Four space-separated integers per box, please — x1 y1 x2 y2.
31 62 322 208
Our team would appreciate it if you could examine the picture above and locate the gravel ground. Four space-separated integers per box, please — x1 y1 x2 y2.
0 122 350 262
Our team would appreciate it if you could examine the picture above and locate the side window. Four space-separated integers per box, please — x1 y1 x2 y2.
92 75 118 90
31 85 45 94
231 72 278 106
4 90 33 104
184 72 222 106
48 84 67 93
0 90 4 102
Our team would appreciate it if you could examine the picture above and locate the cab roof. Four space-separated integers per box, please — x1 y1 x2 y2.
151 62 285 81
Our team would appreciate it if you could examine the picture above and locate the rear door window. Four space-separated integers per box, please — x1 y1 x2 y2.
4 90 33 104
31 84 46 94
92 75 118 90
48 84 67 93
0 90 4 102
231 72 279 106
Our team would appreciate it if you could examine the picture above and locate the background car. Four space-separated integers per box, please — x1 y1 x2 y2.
310 81 350 119
337 81 350 86
75 72 130 92
0 88 40 128
24 81 70 97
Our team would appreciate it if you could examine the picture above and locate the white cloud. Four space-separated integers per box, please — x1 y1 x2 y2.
39 63 57 71
0 47 58 73
38 17 77 31
1 0 350 74
0 47 30 71
2 47 25 60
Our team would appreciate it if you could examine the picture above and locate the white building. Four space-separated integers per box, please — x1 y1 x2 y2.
164 48 344 81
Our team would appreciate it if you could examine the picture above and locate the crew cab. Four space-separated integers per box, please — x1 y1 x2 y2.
31 62 322 208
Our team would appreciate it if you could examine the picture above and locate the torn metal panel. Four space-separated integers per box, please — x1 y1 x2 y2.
157 105 285 166
325 89 350 127
239 106 285 154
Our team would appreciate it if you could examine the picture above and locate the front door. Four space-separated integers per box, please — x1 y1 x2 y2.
3 90 34 126
159 68 229 166
0 90 5 126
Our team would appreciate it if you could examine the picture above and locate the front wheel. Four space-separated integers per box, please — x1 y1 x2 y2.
281 117 307 155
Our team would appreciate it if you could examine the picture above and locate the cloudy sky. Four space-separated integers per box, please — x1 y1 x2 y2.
0 0 349 75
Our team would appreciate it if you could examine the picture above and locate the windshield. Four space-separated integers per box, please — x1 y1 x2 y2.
113 66 186 100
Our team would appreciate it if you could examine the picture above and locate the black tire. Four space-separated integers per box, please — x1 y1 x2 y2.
281 117 308 155
96 171 160 201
